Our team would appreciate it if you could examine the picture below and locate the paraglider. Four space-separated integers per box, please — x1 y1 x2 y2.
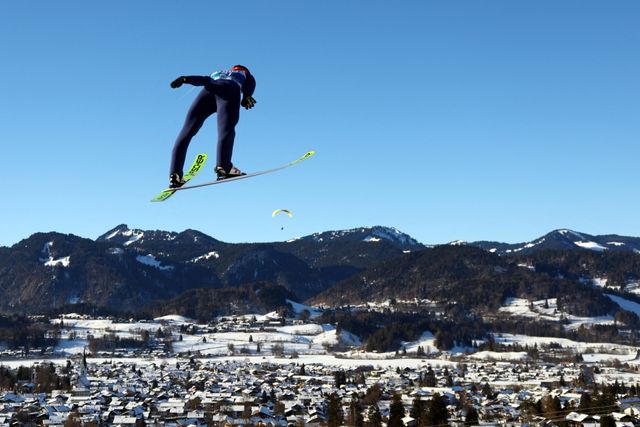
271 209 293 218
272 209 292 230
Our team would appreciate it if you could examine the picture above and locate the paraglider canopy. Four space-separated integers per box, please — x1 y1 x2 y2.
272 209 293 218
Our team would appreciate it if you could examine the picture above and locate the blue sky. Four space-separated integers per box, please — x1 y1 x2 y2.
1 1 639 247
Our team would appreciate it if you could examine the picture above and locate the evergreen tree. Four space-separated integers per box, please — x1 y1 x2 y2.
334 370 347 387
613 380 621 395
327 392 344 427
347 394 364 427
594 385 618 414
481 382 494 398
424 366 437 387
579 392 593 415
422 393 449 427
388 392 405 427
600 415 615 427
540 395 562 419
366 404 382 427
465 405 479 425
363 384 383 406
445 372 454 387
410 395 425 425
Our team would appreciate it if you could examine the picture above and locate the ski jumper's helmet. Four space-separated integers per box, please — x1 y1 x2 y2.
231 65 251 74
231 65 256 97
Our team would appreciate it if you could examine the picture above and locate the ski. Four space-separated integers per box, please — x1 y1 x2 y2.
170 150 315 192
151 153 208 202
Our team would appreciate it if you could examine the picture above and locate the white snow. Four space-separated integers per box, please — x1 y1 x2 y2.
0 354 458 371
499 298 558 321
366 227 418 246
559 229 586 240
34 313 640 372
574 241 608 252
286 299 324 319
108 247 124 255
277 324 325 335
40 241 71 268
114 229 144 245
105 230 122 240
190 251 220 263
607 242 626 247
401 331 437 354
592 277 609 288
49 313 364 360
104 228 144 245
625 281 640 296
310 227 419 247
170 324 347 356
469 351 528 361
492 333 638 360
606 294 640 318
499 297 615 328
154 315 194 323
565 315 616 330
135 254 174 271
44 256 71 268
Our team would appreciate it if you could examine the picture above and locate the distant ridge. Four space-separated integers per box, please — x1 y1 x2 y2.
1 224 639 319
468 229 640 255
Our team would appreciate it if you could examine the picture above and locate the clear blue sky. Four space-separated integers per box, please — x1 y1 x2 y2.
1 1 639 247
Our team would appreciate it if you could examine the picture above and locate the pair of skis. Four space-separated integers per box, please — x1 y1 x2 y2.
151 150 315 202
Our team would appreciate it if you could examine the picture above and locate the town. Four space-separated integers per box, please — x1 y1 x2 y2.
2 313 640 426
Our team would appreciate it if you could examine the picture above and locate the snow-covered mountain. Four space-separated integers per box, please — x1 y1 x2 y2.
1 225 639 319
97 224 221 247
469 229 640 256
0 225 424 315
305 226 423 249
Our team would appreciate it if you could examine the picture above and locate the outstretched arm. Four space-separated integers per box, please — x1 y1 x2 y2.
170 76 213 88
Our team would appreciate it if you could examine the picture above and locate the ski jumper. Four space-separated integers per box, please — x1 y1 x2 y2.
170 70 256 178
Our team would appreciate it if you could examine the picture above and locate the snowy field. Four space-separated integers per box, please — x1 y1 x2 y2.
0 354 458 371
499 297 617 329
492 333 639 362
5 298 639 371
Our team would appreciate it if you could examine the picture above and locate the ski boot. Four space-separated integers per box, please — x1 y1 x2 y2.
215 165 246 181
169 173 186 189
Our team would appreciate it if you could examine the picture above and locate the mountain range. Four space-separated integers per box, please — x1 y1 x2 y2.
1 225 639 328
469 228 640 256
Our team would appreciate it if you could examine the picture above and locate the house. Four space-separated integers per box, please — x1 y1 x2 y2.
112 415 138 426
566 412 599 427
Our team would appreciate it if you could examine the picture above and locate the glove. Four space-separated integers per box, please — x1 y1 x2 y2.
170 76 186 89
241 96 256 110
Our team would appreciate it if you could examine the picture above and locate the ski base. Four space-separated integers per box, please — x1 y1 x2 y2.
170 150 315 192
151 153 208 202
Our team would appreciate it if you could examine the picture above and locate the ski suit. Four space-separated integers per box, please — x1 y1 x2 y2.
170 70 256 177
